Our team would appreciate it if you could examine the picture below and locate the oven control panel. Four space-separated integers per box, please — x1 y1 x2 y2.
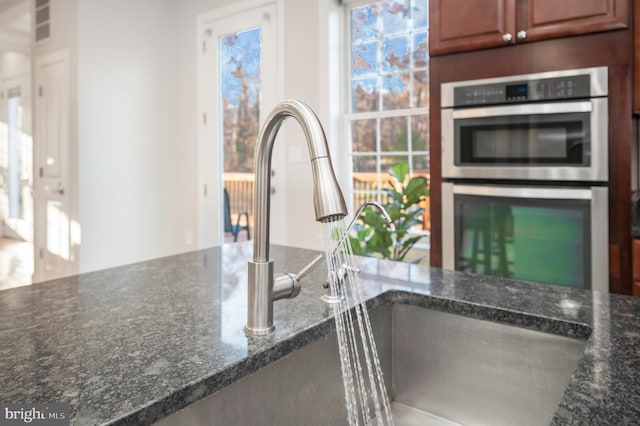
453 75 591 106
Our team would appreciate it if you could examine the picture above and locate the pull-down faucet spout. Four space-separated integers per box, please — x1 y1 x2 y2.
246 99 347 336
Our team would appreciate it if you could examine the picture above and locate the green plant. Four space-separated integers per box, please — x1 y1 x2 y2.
349 162 429 263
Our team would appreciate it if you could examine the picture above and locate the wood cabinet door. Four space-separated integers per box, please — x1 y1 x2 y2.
430 0 516 55
517 0 629 43
634 0 640 111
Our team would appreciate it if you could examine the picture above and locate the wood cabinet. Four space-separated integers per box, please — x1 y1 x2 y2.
633 238 640 296
634 0 640 111
430 0 629 55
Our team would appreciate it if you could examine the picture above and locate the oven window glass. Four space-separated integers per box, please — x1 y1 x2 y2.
455 112 590 166
454 194 590 288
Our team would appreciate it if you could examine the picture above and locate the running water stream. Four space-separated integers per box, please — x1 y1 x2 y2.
322 218 394 426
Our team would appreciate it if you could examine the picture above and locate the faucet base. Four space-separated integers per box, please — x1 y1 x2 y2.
244 324 276 336
321 294 343 304
247 260 275 335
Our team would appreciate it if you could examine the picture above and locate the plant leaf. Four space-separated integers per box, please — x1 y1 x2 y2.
390 162 409 184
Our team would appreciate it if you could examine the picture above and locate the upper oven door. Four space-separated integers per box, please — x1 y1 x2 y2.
442 98 608 182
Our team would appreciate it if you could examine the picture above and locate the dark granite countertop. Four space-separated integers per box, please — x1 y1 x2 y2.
1 242 640 425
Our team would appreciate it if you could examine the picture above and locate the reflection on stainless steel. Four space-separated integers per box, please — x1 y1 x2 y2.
246 99 347 336
441 66 608 107
441 98 608 181
441 182 609 292
441 66 608 182
159 303 587 426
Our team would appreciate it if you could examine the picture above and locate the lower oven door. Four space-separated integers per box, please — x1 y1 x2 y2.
442 183 608 292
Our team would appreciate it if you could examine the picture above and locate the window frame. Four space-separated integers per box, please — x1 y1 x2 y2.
343 0 430 245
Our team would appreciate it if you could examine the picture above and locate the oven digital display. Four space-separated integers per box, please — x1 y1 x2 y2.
506 83 528 99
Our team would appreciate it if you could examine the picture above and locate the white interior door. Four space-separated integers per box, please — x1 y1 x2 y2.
34 50 71 282
197 1 280 249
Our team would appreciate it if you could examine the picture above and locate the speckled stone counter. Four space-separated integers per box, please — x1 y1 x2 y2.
1 242 640 425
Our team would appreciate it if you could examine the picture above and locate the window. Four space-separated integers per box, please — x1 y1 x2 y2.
346 0 429 231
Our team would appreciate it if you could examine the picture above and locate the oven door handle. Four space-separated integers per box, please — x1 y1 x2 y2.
451 184 594 200
451 101 592 119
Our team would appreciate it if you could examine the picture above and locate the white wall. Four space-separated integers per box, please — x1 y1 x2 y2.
0 51 29 79
73 0 337 273
279 0 324 249
77 0 184 272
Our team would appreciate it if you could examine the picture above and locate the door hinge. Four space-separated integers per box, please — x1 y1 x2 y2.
202 41 206 53
38 86 43 97
39 167 43 178
39 248 44 259
204 184 208 196
203 113 207 125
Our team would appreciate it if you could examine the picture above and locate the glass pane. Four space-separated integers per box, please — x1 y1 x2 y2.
411 114 428 151
352 78 380 113
351 41 378 77
380 155 409 203
351 119 377 152
380 116 408 151
455 196 589 288
380 155 408 190
381 0 410 36
412 31 428 68
413 70 429 108
382 35 410 72
350 4 378 40
353 155 377 175
353 165 380 209
456 112 589 165
411 0 428 30
382 73 409 110
220 27 261 243
220 27 261 173
412 154 429 177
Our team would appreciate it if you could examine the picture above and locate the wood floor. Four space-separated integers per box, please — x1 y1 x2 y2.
0 238 33 291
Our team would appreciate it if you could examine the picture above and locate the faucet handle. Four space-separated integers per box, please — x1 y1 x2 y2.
296 254 324 281
273 254 325 301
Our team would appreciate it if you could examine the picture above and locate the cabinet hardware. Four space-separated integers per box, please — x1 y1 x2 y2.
517 30 527 40
502 33 513 42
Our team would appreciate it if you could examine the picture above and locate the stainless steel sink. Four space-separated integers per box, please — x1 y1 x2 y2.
157 303 588 426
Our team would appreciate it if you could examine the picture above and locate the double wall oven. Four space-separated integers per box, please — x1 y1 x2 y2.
441 67 609 292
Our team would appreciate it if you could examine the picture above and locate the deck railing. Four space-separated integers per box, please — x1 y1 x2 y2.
223 172 430 232
223 173 254 220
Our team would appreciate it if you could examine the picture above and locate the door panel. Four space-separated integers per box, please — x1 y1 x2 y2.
517 0 629 42
34 51 72 281
429 0 516 55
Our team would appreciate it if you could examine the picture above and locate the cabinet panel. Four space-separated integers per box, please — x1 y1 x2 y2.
430 0 516 55
518 0 629 42
633 238 640 281
431 0 629 55
634 0 640 111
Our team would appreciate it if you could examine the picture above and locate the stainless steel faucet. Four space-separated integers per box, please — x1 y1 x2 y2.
246 99 348 336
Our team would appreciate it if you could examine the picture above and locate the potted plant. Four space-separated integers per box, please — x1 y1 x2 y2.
349 162 429 263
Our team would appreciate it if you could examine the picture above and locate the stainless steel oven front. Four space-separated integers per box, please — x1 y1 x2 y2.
441 67 608 182
442 183 608 292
